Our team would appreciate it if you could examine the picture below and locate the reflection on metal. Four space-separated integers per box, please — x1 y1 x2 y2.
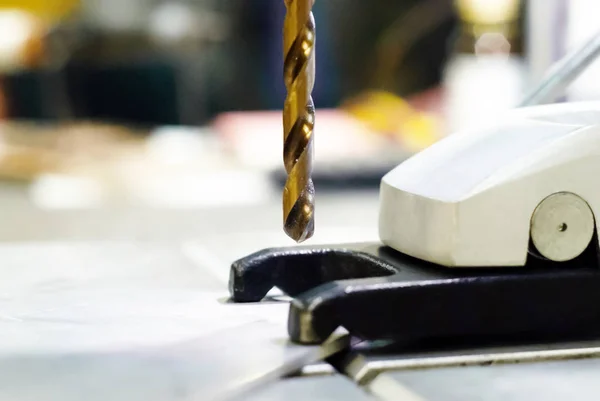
297 362 336 377
343 340 600 380
331 351 427 400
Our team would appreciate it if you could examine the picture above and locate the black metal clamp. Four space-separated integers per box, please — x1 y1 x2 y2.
229 242 600 345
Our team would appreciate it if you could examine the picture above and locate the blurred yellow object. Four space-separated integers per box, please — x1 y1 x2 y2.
343 90 440 152
0 0 78 21
455 0 520 25
399 112 440 152
344 91 414 133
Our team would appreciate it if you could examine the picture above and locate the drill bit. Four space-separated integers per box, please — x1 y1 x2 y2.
282 0 316 243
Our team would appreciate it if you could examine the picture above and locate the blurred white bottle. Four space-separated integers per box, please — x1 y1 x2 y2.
443 0 525 132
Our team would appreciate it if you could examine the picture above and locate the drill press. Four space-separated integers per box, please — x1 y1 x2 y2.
230 7 600 346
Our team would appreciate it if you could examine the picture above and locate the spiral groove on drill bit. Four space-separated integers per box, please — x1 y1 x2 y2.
282 0 316 243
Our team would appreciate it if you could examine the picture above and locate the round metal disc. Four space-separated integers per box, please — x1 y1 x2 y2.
530 192 595 262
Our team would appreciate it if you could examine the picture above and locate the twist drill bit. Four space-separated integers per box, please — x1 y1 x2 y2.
282 0 316 243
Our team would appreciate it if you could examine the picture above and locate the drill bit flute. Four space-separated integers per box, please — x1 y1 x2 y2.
282 0 316 243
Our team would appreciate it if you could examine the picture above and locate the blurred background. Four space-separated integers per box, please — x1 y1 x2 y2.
0 0 596 240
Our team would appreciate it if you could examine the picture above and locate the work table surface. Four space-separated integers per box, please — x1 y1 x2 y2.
0 181 598 400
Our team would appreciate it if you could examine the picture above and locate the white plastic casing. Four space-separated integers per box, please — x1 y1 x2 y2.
379 102 600 267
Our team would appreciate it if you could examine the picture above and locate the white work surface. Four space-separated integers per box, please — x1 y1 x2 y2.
0 185 379 401
0 242 368 401
1 184 600 400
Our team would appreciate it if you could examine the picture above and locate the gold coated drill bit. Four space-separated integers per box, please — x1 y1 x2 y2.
282 0 316 243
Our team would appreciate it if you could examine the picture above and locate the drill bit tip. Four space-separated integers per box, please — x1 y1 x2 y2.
283 181 315 242
284 220 314 243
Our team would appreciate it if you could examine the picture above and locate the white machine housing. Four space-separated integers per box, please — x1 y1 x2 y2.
379 102 600 267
